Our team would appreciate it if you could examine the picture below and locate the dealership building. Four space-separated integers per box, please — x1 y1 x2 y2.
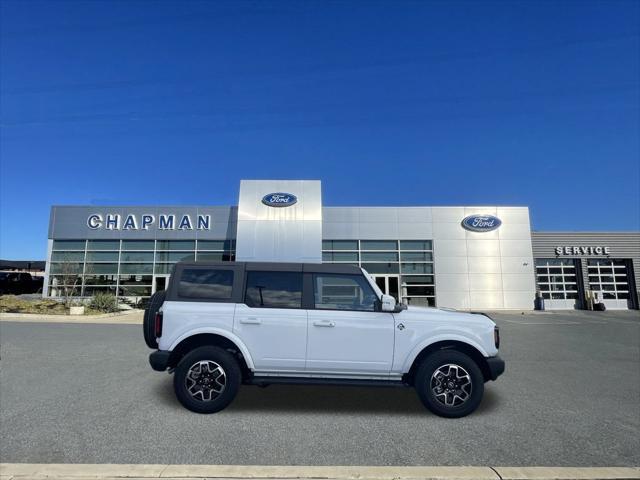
44 180 640 311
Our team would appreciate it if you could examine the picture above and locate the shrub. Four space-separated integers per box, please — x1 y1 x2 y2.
89 293 119 313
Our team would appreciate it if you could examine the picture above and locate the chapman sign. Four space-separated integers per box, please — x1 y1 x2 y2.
555 246 611 256
87 213 211 231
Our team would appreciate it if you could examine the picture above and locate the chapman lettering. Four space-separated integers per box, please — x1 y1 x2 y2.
86 213 211 231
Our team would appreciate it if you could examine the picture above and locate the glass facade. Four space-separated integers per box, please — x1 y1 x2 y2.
48 239 236 301
322 239 436 306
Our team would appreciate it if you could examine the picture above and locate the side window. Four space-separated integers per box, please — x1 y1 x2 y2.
314 274 378 312
245 271 303 309
178 268 234 300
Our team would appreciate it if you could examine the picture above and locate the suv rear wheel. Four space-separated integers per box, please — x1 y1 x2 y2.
415 350 484 418
173 346 241 414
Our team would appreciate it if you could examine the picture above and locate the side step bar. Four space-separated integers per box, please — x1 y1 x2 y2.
244 376 410 388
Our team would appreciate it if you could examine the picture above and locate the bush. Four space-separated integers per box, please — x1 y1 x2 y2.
89 293 119 313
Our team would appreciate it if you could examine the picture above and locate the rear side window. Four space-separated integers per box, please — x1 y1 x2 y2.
178 268 234 300
245 271 303 309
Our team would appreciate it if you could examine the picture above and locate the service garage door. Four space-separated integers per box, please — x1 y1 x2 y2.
535 258 580 309
587 259 633 310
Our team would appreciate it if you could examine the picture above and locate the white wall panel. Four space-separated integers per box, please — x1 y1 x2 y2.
497 207 531 224
358 222 399 239
323 208 359 223
432 207 465 222
433 223 467 239
470 291 504 309
500 256 535 274
434 273 469 292
397 207 432 223
359 207 398 222
469 273 503 291
434 256 469 274
467 239 501 257
236 180 322 263
464 207 497 216
397 222 433 238
503 291 535 309
322 222 360 239
433 239 467 257
501 273 536 292
500 239 534 257
498 222 533 240
436 291 470 309
467 257 502 274
465 229 500 240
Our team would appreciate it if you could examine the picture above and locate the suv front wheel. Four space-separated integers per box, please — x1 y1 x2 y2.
415 350 484 418
173 346 241 414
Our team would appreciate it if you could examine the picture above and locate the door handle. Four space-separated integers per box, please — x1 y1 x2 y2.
240 317 262 325
313 320 335 327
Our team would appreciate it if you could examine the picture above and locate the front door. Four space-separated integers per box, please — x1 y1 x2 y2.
306 273 395 375
233 270 307 372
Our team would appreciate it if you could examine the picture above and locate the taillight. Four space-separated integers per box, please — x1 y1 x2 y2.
494 326 500 349
154 312 163 338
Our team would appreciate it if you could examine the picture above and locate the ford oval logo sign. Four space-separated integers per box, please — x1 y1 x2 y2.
461 214 502 232
261 192 298 207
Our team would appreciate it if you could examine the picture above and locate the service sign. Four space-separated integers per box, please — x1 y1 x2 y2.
461 214 502 232
555 246 611 256
261 193 298 207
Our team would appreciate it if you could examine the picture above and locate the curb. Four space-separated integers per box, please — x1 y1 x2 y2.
0 310 143 324
1 464 639 480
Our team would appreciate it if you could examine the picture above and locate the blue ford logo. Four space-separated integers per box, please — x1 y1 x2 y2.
461 214 502 232
261 192 298 207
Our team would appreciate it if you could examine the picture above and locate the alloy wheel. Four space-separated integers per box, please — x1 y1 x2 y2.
430 363 472 407
184 360 226 402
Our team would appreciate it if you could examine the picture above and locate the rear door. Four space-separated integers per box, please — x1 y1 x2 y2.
306 273 395 375
234 269 307 372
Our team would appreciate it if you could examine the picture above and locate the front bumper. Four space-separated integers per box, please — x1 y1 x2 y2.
149 350 171 371
486 355 505 381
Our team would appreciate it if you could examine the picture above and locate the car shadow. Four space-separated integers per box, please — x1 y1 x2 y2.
153 380 501 416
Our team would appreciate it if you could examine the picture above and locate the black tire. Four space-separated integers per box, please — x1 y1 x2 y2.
173 346 241 414
143 290 166 349
415 350 484 418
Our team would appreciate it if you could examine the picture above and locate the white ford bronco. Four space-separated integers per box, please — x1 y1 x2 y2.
144 262 504 418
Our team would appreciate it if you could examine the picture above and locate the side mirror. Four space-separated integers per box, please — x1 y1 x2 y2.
380 294 396 312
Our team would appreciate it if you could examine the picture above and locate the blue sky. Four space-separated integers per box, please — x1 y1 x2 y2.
1 0 638 260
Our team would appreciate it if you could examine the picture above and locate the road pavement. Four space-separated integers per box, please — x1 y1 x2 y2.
0 311 638 466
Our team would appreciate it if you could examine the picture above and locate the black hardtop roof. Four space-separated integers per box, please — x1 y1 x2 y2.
176 261 363 275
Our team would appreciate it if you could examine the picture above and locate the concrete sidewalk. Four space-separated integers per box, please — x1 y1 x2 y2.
1 464 639 480
0 309 143 324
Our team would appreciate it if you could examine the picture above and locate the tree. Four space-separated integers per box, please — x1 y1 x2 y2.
50 254 83 308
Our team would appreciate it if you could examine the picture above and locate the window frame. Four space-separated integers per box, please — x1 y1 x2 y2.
169 264 244 303
177 268 235 301
243 270 304 310
311 273 380 312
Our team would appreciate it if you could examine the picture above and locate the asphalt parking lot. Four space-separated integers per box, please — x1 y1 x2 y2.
1 310 638 466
